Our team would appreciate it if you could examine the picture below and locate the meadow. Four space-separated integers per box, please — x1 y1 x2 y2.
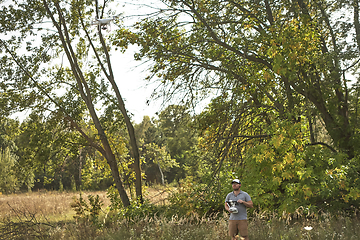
1 189 360 240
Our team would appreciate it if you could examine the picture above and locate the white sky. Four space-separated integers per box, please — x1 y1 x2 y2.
7 1 165 124
111 0 202 124
111 1 168 124
112 45 163 124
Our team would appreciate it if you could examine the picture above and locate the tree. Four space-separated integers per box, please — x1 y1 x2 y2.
0 147 19 193
141 142 178 185
135 116 178 185
14 112 81 191
0 0 143 206
131 0 359 157
155 105 199 182
124 0 360 210
0 117 18 152
0 117 37 191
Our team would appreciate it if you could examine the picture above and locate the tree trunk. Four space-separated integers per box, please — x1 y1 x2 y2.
78 148 83 190
97 28 143 203
43 0 131 207
157 162 165 185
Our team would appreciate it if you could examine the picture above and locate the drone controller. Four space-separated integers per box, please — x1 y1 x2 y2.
226 200 238 214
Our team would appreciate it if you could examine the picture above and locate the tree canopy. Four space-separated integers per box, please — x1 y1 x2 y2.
124 0 360 211
132 0 359 156
0 0 144 206
1 0 360 214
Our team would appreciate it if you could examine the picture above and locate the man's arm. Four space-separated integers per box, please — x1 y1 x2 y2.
237 199 254 208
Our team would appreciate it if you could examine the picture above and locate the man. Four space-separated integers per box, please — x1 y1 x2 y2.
225 179 253 240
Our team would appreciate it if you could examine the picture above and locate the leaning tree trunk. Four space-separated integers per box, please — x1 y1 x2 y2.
43 0 131 207
97 25 143 203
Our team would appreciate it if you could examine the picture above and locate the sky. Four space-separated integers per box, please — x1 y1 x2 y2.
109 0 206 124
112 46 163 124
110 1 169 124
9 43 163 124
7 1 166 124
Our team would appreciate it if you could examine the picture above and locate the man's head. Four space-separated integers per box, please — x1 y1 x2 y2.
231 179 241 190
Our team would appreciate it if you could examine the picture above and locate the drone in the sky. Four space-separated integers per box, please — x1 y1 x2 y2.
91 14 121 31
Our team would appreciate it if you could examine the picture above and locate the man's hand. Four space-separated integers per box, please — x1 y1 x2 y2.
237 199 254 208
224 202 230 212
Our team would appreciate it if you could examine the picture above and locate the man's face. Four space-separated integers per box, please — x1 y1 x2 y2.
232 182 241 191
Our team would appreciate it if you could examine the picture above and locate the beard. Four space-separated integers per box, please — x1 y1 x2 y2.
232 186 240 191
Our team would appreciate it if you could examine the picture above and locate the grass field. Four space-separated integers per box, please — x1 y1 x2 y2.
1 189 360 240
0 191 110 222
0 186 169 219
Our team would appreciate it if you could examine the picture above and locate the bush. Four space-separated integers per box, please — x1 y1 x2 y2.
167 178 227 217
71 193 104 227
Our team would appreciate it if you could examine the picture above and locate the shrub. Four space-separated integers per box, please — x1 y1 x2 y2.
71 193 104 227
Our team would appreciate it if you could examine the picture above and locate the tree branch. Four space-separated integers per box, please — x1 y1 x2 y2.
306 142 337 153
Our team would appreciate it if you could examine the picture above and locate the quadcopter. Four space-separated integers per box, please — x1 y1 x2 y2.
226 200 239 213
91 14 121 31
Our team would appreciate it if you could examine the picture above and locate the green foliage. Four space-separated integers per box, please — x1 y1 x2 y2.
0 111 127 193
1 0 360 222
71 193 104 226
154 105 199 183
0 148 19 193
141 142 178 184
0 0 137 206
13 113 83 191
105 184 168 225
119 198 161 222
130 0 360 214
106 184 124 212
80 156 113 191
242 120 355 213
0 118 18 152
134 106 200 185
167 179 218 216
166 166 238 217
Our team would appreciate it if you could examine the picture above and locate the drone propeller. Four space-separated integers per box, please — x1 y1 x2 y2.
91 13 122 25
90 13 122 32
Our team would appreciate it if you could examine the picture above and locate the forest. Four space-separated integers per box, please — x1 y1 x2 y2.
1 0 360 239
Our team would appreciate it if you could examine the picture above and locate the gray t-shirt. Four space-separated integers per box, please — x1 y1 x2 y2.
225 191 251 220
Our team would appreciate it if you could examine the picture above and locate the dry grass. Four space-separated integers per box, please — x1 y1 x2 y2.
0 191 109 221
143 185 171 205
0 186 171 222
2 188 359 240
0 186 174 240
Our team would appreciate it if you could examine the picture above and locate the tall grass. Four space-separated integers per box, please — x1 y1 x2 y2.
1 190 360 240
49 211 359 240
249 210 360 240
0 191 110 221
